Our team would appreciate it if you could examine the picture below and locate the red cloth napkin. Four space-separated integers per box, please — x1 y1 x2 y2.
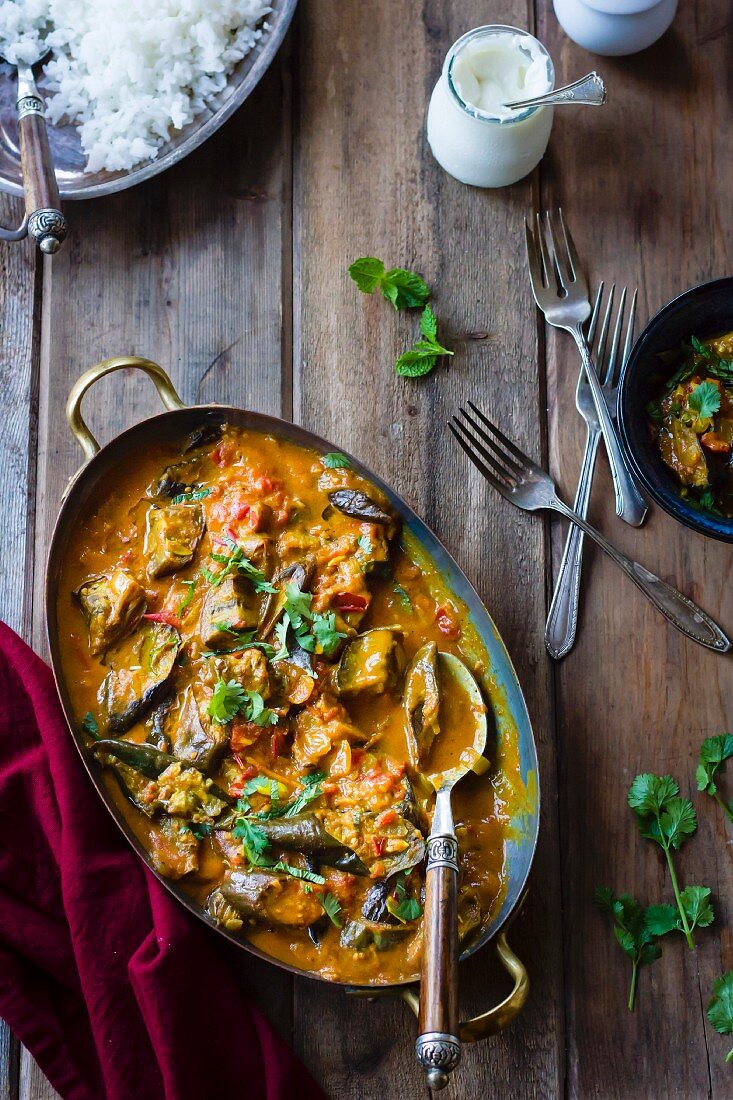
0 622 324 1100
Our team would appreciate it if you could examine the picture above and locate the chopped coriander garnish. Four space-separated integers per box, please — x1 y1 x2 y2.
322 452 351 469
81 711 99 739
178 578 197 613
208 680 278 727
393 583 412 610
205 537 276 594
687 380 720 421
171 487 210 505
357 534 372 553
189 822 212 840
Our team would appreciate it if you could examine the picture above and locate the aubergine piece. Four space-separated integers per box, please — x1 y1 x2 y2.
335 628 404 697
271 658 315 706
183 420 224 454
147 815 199 879
75 568 147 656
98 622 181 733
220 870 324 928
199 573 261 649
355 525 392 575
328 489 393 525
166 683 228 771
206 888 244 932
255 814 369 875
144 501 205 578
403 641 440 768
91 740 232 807
339 918 410 951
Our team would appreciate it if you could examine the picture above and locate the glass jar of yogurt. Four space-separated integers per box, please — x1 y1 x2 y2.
427 25 554 189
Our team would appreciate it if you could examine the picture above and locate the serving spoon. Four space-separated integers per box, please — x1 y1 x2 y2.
503 70 606 111
414 652 488 1090
0 39 67 252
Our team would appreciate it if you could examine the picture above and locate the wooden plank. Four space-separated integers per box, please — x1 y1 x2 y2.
537 3 733 1097
23 54 294 1097
0 193 40 1100
293 2 563 1096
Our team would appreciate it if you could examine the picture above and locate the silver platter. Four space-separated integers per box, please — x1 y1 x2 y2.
0 0 297 201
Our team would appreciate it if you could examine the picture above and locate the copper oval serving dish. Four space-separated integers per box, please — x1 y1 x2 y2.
45 357 539 1043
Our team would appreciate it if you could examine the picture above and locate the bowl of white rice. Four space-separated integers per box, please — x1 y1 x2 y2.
0 0 296 199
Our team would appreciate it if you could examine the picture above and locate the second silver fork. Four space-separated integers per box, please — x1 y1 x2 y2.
545 284 637 659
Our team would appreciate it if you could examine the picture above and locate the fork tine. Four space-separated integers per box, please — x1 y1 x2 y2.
535 212 554 290
586 282 604 345
621 288 638 371
595 283 616 376
449 421 512 495
524 218 546 292
544 210 572 291
603 285 627 385
466 400 537 473
558 207 582 281
457 407 523 477
453 415 518 485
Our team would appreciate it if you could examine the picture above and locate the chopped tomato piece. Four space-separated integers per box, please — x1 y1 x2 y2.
231 720 262 754
332 592 368 612
210 441 236 467
374 808 398 829
142 610 181 630
228 765 257 798
271 730 284 760
436 605 461 639
373 837 386 857
701 431 731 454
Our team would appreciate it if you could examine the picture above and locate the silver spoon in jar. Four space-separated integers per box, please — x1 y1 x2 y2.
0 38 68 253
503 70 606 111
407 647 488 1091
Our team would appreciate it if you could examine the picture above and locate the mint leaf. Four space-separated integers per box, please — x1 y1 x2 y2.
421 304 438 340
394 349 438 378
382 268 430 310
348 257 385 294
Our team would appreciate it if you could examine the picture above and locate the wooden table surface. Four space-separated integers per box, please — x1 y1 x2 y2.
1 2 732 1097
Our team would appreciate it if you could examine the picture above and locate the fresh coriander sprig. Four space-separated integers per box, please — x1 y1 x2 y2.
696 735 733 824
207 680 278 727
595 888 662 1011
349 257 430 310
708 971 733 1062
627 774 701 950
644 886 714 939
686 380 720 423
394 306 454 379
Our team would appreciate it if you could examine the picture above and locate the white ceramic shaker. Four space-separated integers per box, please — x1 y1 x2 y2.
553 0 678 56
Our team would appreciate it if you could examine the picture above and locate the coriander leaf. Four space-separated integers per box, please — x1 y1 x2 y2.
244 689 278 727
596 887 663 1011
222 536 278 594
322 452 351 469
284 582 313 627
680 885 714 930
697 735 733 824
234 819 271 865
659 796 697 850
421 304 438 340
81 711 99 739
708 971 733 1062
382 268 430 310
688 380 721 420
273 615 291 662
349 257 385 294
692 335 715 360
646 400 663 424
311 611 346 656
319 891 343 928
695 488 721 514
644 904 680 937
628 773 679 815
394 349 438 378
357 534 372 553
387 895 423 923
208 679 247 724
171 487 210 505
393 583 412 610
189 822 212 839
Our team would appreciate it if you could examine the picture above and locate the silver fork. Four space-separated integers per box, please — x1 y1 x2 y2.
449 404 730 654
546 283 637 659
525 210 647 528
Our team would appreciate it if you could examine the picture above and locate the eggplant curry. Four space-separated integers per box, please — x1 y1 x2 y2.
647 332 733 516
57 422 513 984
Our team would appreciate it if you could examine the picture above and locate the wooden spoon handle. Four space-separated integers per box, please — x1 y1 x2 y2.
17 71 67 254
416 827 460 1090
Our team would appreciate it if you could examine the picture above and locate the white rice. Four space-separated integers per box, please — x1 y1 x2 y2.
0 0 271 173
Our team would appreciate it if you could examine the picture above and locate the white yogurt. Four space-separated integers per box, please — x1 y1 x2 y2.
427 25 554 189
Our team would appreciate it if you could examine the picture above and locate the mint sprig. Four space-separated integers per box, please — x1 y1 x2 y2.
349 257 430 310
394 306 454 378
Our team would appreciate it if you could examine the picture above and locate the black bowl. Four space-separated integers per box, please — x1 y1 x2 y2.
618 276 733 543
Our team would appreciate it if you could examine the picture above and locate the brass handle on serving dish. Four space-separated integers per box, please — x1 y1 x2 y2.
349 922 529 1044
66 356 186 460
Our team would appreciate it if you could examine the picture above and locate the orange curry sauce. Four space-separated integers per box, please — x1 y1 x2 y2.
57 424 516 984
